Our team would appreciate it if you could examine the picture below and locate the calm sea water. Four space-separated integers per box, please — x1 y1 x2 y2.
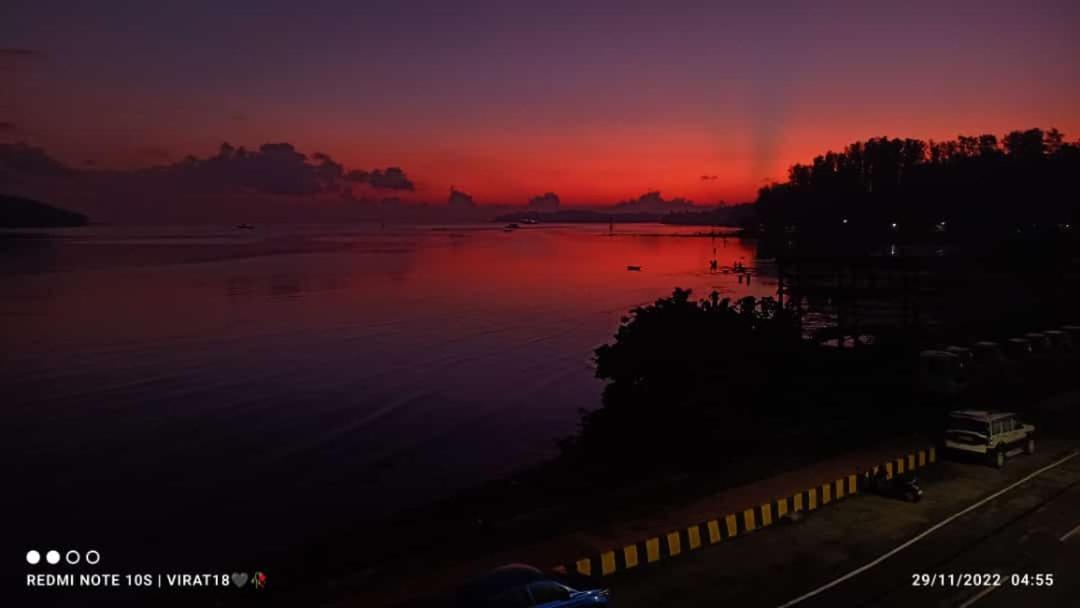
3 223 774 571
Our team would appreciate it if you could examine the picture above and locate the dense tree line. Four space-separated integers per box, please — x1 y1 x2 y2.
756 128 1080 248
565 288 950 472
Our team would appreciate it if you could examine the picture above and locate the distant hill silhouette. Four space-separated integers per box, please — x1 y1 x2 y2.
661 203 756 226
527 192 561 212
614 190 694 214
494 209 661 224
494 204 753 227
0 194 88 227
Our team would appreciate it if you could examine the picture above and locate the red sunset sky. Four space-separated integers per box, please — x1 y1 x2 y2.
3 1 1079 209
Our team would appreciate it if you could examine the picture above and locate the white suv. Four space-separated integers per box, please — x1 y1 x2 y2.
943 410 1036 468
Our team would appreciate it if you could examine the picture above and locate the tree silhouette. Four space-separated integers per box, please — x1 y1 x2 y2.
571 289 807 467
755 128 1080 253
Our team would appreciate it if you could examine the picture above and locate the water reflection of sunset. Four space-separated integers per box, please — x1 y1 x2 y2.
417 225 775 308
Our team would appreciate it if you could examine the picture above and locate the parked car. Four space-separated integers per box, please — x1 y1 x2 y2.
943 410 1036 468
1044 329 1073 355
1004 337 1033 360
945 346 975 378
1060 325 1080 342
1024 332 1052 356
457 564 611 608
917 350 968 395
971 341 1006 378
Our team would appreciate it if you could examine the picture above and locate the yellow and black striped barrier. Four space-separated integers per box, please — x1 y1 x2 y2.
558 447 936 578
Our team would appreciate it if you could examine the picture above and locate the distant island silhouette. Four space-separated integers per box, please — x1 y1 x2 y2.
0 194 88 228
494 203 755 226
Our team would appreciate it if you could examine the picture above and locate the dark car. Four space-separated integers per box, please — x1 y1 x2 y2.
457 564 610 607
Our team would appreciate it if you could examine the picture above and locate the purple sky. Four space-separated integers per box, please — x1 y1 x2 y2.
3 0 1078 211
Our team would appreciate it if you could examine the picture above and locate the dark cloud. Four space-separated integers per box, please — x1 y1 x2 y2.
0 142 77 177
701 175 718 180
345 166 414 190
527 192 560 211
614 191 694 213
448 186 475 208
3 140 419 207
146 142 348 196
310 152 345 189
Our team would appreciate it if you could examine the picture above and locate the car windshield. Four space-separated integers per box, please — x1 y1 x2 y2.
529 581 573 604
947 416 990 435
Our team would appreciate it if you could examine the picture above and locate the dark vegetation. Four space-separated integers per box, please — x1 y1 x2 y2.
562 289 922 472
754 128 1080 253
0 194 88 227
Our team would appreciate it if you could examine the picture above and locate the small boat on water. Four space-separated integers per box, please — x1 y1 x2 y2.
627 265 642 272
504 223 520 231
236 224 255 230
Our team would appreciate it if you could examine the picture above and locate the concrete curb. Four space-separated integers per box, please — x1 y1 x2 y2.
556 447 936 578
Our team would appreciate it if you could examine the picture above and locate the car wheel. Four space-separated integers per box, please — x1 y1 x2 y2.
905 491 916 502
994 450 1006 468
1025 438 1035 455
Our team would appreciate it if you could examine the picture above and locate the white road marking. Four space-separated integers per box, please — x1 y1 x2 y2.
956 583 1001 608
776 450 1080 608
1059 521 1080 542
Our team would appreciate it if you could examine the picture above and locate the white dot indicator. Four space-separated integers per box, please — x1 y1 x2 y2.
26 550 41 565
46 550 60 565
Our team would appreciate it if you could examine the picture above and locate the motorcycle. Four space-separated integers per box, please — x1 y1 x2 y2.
867 471 923 502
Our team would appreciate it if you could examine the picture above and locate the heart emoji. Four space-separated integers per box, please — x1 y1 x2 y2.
232 572 249 588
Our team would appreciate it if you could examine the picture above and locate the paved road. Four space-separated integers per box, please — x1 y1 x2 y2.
606 441 1080 608
789 450 1080 608
940 481 1080 608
